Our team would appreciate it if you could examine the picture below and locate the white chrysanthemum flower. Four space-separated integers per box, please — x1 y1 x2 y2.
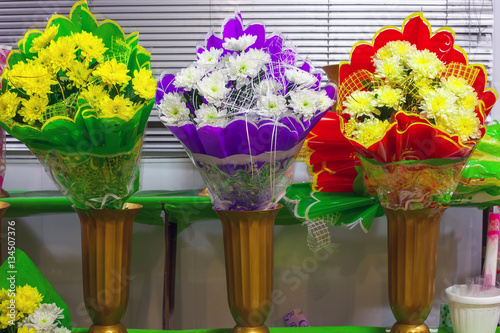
317 90 335 112
406 48 445 79
374 85 404 109
343 90 378 118
196 71 229 105
24 304 62 333
226 53 264 88
197 47 223 67
255 79 282 95
53 327 71 333
289 90 321 119
373 56 406 83
174 65 204 90
257 94 288 116
245 48 271 64
194 104 227 126
223 34 257 52
420 87 458 119
158 93 191 125
285 68 317 87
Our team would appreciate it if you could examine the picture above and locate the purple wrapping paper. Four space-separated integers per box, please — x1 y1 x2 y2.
157 13 336 210
169 112 326 211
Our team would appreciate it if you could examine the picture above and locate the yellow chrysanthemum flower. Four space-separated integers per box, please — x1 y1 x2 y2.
0 309 13 329
7 61 57 97
373 56 406 84
343 90 378 118
47 36 77 71
34 48 53 70
352 118 390 147
99 94 136 120
29 24 59 53
19 95 49 125
374 85 404 109
67 61 92 89
93 58 131 88
132 68 156 99
459 90 479 111
80 84 108 109
406 48 445 79
75 31 107 65
374 40 416 61
414 77 433 96
344 119 356 137
441 76 471 97
387 40 416 59
0 91 21 119
14 285 43 315
420 87 457 119
435 106 481 142
0 289 8 303
18 327 36 333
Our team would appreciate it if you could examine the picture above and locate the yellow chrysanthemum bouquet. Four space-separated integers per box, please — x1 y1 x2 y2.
337 15 497 210
0 1 155 209
0 286 71 333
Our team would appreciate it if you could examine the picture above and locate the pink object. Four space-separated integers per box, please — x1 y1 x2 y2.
484 213 500 288
283 308 311 327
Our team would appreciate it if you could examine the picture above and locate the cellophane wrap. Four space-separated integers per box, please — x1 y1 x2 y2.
335 13 497 210
157 13 335 211
0 45 10 192
452 122 500 207
0 1 155 209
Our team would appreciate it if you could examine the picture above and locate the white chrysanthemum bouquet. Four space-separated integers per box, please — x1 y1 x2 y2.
157 13 336 211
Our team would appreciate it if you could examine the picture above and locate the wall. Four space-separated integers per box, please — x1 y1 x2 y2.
1 159 483 329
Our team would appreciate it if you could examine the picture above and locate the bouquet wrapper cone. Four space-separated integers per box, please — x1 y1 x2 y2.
0 201 9 260
75 203 142 333
215 204 282 333
385 207 446 333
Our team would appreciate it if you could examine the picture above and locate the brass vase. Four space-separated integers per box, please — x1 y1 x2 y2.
385 207 446 333
215 204 282 333
75 203 142 333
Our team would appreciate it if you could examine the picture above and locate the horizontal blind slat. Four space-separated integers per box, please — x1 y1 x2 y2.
0 0 494 158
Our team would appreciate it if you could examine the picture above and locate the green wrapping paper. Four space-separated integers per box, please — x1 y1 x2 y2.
0 249 72 330
0 0 155 210
452 122 500 207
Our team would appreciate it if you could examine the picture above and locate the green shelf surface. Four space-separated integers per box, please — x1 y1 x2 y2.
0 189 298 231
71 328 463 333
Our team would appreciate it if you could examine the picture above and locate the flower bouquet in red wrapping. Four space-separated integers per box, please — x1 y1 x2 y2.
333 13 497 332
337 14 496 210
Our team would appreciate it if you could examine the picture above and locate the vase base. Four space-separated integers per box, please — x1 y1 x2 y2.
390 323 429 333
0 189 9 198
89 323 127 333
233 325 270 333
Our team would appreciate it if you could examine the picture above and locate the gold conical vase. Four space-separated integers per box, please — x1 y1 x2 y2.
75 203 142 333
385 207 446 333
215 204 282 333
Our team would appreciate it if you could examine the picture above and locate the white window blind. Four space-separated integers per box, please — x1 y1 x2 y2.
0 0 494 158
